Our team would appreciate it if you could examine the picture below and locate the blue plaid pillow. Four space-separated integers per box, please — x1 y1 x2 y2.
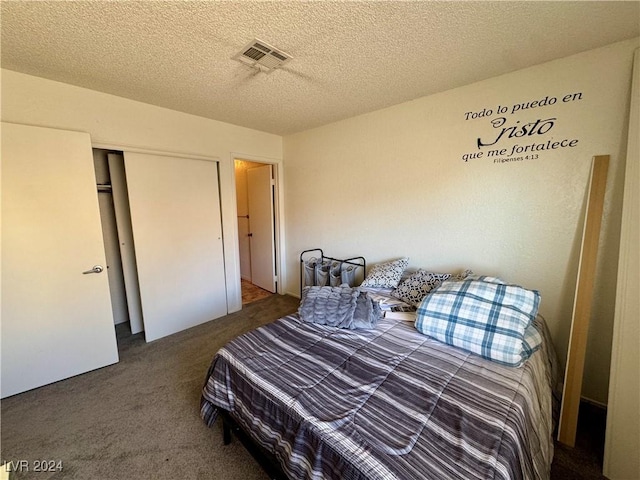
522 322 543 358
415 276 541 367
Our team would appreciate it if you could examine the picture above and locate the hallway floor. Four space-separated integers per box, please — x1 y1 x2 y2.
241 279 274 305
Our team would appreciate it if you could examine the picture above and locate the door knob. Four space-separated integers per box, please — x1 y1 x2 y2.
82 265 104 274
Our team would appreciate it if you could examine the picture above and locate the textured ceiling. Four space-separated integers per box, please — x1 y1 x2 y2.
1 1 639 135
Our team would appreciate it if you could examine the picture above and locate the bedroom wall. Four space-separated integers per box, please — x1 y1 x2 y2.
283 38 639 404
0 69 283 314
604 48 640 480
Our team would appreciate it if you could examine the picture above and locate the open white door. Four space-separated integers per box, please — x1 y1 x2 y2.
247 164 276 293
124 152 227 342
1 123 119 398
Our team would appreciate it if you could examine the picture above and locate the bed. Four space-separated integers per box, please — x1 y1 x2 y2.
201 277 560 480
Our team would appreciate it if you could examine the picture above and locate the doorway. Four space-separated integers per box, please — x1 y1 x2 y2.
235 158 279 305
93 148 145 351
94 148 228 347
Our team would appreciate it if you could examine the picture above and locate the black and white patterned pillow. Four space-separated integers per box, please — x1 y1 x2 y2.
360 257 409 289
392 269 473 306
391 270 451 306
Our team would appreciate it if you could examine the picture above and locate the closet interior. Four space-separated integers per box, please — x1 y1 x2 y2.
93 149 143 343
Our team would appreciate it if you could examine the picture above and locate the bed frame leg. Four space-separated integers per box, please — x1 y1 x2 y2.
219 410 287 479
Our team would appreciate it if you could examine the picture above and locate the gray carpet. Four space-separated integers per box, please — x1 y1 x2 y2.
1 294 299 480
2 293 605 479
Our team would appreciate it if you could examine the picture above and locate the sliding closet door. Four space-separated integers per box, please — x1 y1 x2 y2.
107 153 145 335
1 123 119 398
124 152 227 342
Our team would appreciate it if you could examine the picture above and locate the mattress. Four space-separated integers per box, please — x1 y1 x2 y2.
201 306 558 480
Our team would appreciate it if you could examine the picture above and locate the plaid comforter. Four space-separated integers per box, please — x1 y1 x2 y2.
201 312 558 480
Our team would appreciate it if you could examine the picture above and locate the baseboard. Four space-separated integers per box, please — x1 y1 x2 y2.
581 396 607 410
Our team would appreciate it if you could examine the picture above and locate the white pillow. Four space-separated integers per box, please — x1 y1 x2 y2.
360 257 409 288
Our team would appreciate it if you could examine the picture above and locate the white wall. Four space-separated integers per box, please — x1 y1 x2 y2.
283 38 639 404
604 49 640 480
1 69 283 313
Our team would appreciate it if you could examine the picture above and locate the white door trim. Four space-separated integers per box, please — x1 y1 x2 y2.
230 152 285 303
92 142 220 163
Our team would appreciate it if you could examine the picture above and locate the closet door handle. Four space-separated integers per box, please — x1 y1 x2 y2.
83 265 104 274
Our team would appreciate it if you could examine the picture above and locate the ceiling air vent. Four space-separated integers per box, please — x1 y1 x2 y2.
233 39 292 73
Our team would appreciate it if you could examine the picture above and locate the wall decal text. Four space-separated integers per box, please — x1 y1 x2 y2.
461 92 583 163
